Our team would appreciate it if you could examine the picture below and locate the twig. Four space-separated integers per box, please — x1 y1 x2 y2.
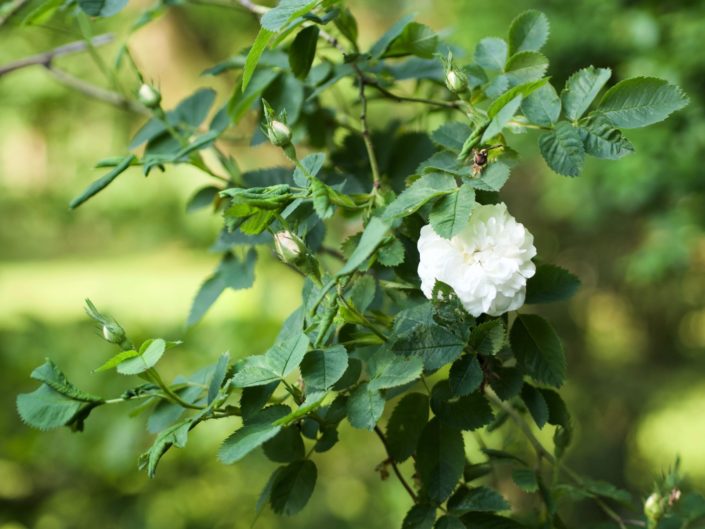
355 69 381 190
0 34 114 77
236 0 267 15
374 425 418 503
366 81 463 112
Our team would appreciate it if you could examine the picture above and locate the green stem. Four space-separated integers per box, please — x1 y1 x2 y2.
147 368 205 410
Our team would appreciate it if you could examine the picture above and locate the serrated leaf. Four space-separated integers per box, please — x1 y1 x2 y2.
597 76 688 128
263 426 305 463
173 88 217 129
207 352 230 404
435 515 465 529
337 217 390 276
402 504 436 529
448 486 510 514
300 345 348 390
561 67 611 121
231 355 280 388
469 319 505 356
230 67 279 123
77 0 127 17
392 321 465 371
488 366 524 401
510 314 566 388
261 0 319 32
367 349 423 391
117 338 166 375
505 51 548 87
432 388 494 431
431 122 473 153
219 405 290 464
17 385 84 431
384 22 438 59
525 263 580 304
508 10 549 55
539 121 584 177
487 78 547 118
384 173 457 220
386 392 429 462
269 460 317 516
540 388 570 428
469 161 511 192
521 83 561 126
141 419 191 478
310 178 334 219
266 332 310 378
482 95 522 143
31 360 102 402
416 417 465 503
474 37 508 71
460 513 528 528
69 154 135 209
429 183 476 239
377 238 405 267
289 25 319 79
186 186 220 213
95 350 139 373
512 468 539 493
448 355 483 397
521 383 548 428
347 383 385 430
579 115 635 159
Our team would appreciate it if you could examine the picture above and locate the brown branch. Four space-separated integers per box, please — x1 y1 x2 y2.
0 34 114 77
374 425 418 503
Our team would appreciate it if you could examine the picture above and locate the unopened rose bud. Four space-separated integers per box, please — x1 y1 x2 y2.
445 68 468 94
102 322 126 344
137 84 161 109
644 492 664 524
268 120 292 147
274 231 304 264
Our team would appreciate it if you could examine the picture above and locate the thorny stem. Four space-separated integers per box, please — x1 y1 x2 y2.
374 426 419 503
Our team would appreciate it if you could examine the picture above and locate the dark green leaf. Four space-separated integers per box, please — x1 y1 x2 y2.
520 383 548 428
17 385 85 431
540 388 571 428
512 468 539 493
448 355 483 397
470 161 511 192
579 115 635 160
300 345 348 390
186 186 220 213
367 349 423 391
539 121 584 177
448 486 510 514
597 77 688 128
505 52 548 87
377 238 406 267
384 173 457 220
385 22 438 59
218 405 290 464
431 122 473 153
429 183 476 239
261 0 319 32
510 314 566 388
207 352 230 404
482 96 522 142
386 392 429 462
508 10 549 55
262 426 305 462
230 68 279 123
369 14 414 58
289 26 319 79
266 332 310 378
173 88 217 129
392 321 465 371
402 504 436 529
435 515 465 529
269 460 318 516
77 0 127 17
242 28 275 92
31 360 102 402
240 381 279 420
432 387 494 431
521 83 561 126
460 512 528 529
474 37 508 71
469 319 505 356
337 217 390 276
347 383 385 430
416 417 465 503
526 263 580 304
141 419 191 478
69 154 135 209
488 366 524 401
561 67 611 121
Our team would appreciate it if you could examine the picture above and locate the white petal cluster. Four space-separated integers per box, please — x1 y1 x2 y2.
417 203 537 317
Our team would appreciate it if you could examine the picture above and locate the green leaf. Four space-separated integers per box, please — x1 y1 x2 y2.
369 14 414 58
242 28 275 92
77 0 127 17
539 120 584 177
416 417 465 503
392 321 465 371
469 161 511 192
431 122 473 153
269 460 318 516
310 178 334 219
508 10 549 55
386 392 429 463
520 383 548 428
460 513 527 528
333 7 358 48
561 66 611 121
230 68 279 123
266 332 310 377
448 486 510 514
263 426 305 463
488 366 523 401
469 319 506 356
218 405 290 464
141 419 191 478
581 478 632 505
525 263 580 304
579 115 635 159
384 173 457 220
510 314 566 388
300 345 348 390
512 468 539 493
482 95 522 143
173 88 217 129
432 387 494 431
403 504 436 529
17 385 84 431
384 22 438 59
504 52 548 87
367 349 424 391
186 186 220 213
116 338 167 375
448 355 483 397
31 360 102 402
377 238 405 267
261 0 319 31
207 352 231 404
540 388 570 428
289 26 319 79
435 515 465 529
187 249 257 326
487 78 547 118
231 355 280 388
597 76 688 128
347 383 385 430
69 154 135 209
521 83 561 126
94 350 139 372
337 217 390 276
429 183 476 239
474 37 508 71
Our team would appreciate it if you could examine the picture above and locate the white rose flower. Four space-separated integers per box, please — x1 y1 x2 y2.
417 203 537 317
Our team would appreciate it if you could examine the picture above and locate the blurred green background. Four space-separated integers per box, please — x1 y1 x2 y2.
2 0 705 527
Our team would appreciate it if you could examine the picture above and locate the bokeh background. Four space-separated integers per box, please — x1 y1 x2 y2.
1 0 705 527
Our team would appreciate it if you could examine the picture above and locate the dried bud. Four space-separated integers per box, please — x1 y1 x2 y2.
445 68 468 94
268 120 292 147
274 231 304 264
137 84 161 109
102 322 126 345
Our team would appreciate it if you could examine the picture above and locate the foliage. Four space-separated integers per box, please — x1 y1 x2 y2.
11 1 702 528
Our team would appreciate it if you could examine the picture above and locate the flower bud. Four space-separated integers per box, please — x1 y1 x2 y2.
268 120 292 147
644 492 664 524
445 68 468 94
274 231 304 264
137 83 161 109
102 322 126 345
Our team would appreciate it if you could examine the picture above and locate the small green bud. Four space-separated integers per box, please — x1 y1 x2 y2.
137 83 161 109
268 120 292 147
102 322 126 344
445 68 468 94
644 492 664 524
273 231 305 264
